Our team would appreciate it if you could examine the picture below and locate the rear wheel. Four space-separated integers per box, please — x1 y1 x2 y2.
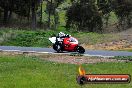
76 46 85 54
53 44 62 53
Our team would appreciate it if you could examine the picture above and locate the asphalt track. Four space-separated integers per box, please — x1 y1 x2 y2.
0 46 132 57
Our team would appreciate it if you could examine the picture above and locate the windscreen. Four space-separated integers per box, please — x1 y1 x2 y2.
70 37 77 42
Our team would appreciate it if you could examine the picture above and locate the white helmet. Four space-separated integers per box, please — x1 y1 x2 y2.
58 32 65 37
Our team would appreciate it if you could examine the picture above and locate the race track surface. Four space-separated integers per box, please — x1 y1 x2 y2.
0 46 132 57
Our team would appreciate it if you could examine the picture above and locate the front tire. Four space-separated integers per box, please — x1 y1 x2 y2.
76 46 85 54
53 44 62 53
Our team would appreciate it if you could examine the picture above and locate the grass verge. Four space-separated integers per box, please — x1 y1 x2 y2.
0 55 132 88
0 27 120 47
113 56 132 61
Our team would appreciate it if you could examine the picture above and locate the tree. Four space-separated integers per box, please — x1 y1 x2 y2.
38 0 43 25
46 0 53 28
0 0 40 29
46 0 64 29
112 0 132 29
97 0 112 27
0 0 10 25
31 0 37 29
66 0 103 32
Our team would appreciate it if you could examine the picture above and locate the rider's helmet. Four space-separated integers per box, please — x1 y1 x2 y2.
65 34 71 37
58 32 65 37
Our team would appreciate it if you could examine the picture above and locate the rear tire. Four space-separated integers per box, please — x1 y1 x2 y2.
76 46 85 54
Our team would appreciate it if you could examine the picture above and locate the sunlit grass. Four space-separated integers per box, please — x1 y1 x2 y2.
0 55 132 88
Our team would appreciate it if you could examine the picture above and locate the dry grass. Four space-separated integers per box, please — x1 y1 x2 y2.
0 51 125 64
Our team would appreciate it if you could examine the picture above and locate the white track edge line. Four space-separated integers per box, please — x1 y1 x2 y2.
0 49 114 58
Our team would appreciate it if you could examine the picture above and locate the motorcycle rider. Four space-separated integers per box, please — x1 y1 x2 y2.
57 32 70 38
56 32 70 50
56 32 70 41
49 32 85 53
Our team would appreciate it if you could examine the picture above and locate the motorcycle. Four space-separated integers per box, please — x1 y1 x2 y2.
49 36 85 53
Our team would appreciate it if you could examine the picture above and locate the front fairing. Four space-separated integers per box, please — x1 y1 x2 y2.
69 37 78 44
49 37 56 44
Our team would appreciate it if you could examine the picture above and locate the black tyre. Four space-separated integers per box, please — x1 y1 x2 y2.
76 46 85 54
53 44 62 53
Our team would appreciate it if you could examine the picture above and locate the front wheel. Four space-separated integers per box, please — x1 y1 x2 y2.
76 46 85 54
53 44 62 53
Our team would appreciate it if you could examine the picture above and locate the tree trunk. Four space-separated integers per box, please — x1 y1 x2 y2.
54 2 59 30
31 1 37 30
27 6 31 22
3 7 8 25
48 10 51 28
0 9 2 20
39 0 43 24
48 0 52 29
54 11 59 30
8 11 12 21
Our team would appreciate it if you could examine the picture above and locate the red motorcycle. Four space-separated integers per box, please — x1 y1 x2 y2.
49 36 85 53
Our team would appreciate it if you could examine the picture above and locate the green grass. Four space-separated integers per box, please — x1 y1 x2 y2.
0 27 120 47
0 28 58 47
128 50 132 52
113 56 132 61
0 55 132 88
73 32 120 45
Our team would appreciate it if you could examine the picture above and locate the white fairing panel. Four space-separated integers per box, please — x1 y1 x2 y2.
49 37 56 44
57 38 63 42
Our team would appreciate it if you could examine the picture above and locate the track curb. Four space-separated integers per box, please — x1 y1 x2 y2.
0 49 114 58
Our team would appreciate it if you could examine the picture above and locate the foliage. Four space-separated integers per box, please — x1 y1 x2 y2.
97 0 112 15
97 0 113 27
0 28 121 47
0 0 40 29
66 0 103 32
0 0 131 31
112 0 132 29
45 0 65 29
0 29 56 47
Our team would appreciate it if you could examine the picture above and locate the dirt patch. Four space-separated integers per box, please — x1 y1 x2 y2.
82 35 132 50
38 54 119 64
83 28 132 51
83 39 132 50
0 51 126 64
